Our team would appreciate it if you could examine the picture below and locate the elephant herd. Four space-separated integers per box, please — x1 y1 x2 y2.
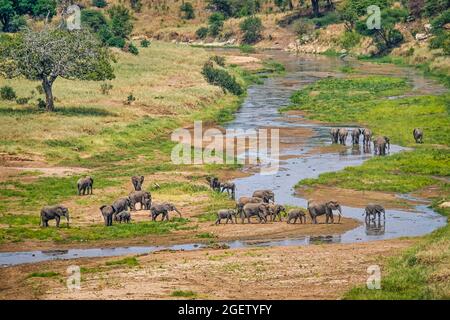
330 127 424 155
206 176 236 199
215 189 345 225
40 175 181 227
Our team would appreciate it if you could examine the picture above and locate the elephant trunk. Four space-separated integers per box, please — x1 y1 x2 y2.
175 208 182 218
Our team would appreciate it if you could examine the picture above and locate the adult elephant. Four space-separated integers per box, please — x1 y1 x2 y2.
252 190 275 203
77 176 93 195
40 205 70 227
206 176 221 191
362 128 372 146
128 190 152 211
236 196 263 215
131 176 145 191
413 128 423 143
100 205 116 226
307 200 342 224
373 136 389 156
330 128 339 144
267 204 286 222
220 182 236 199
338 128 348 145
364 204 385 222
351 128 362 145
112 197 131 221
150 203 181 221
241 203 269 224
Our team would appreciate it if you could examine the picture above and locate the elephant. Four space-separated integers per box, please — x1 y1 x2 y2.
364 204 385 223
338 128 348 145
287 208 307 224
413 128 423 143
267 204 286 222
131 175 145 191
100 205 116 226
307 200 342 224
330 128 340 144
236 196 263 215
351 128 362 145
220 182 236 199
252 189 275 203
112 197 131 221
373 136 389 156
40 205 69 227
215 209 237 224
241 203 269 224
77 176 93 195
150 202 181 221
115 211 131 223
128 190 152 211
206 176 220 191
362 128 372 146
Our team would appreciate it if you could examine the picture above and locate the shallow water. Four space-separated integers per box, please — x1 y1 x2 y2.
0 52 446 267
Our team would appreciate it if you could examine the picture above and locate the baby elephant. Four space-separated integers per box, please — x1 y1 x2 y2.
215 209 237 224
116 211 131 223
77 176 93 195
287 209 307 224
40 205 70 227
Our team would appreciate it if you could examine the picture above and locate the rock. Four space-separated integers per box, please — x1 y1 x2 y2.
439 202 450 208
424 23 432 33
415 33 430 41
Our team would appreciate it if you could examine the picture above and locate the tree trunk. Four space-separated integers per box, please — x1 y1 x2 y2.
42 79 54 112
311 0 320 17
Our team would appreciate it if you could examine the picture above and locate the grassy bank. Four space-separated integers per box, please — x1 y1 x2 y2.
0 43 279 245
285 75 449 299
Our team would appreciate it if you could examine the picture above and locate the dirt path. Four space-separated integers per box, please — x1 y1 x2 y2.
0 238 415 300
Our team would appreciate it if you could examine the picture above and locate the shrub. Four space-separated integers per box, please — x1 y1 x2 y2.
140 39 150 47
311 11 341 28
208 12 225 37
340 31 361 50
130 0 142 12
210 55 226 66
125 93 136 105
6 15 27 32
0 86 16 100
293 19 315 39
239 44 255 53
196 26 209 39
100 83 113 95
107 36 126 48
122 42 139 55
240 16 263 44
202 62 243 95
37 98 46 109
81 9 108 33
35 84 44 95
180 2 195 20
16 97 30 105
92 0 107 8
424 0 449 17
108 5 134 39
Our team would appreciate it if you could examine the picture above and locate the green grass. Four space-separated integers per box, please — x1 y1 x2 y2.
344 204 450 299
27 271 60 278
285 75 450 299
171 290 197 298
105 256 139 267
195 232 216 239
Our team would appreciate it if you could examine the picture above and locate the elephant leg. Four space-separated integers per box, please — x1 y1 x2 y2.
215 218 220 225
55 216 60 227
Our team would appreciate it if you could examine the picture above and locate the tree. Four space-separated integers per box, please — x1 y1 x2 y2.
208 12 225 36
240 16 263 44
0 28 115 111
180 2 195 19
0 0 15 31
81 9 108 33
108 4 133 39
311 0 319 17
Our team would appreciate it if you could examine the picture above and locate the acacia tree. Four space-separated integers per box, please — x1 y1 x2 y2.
0 27 115 111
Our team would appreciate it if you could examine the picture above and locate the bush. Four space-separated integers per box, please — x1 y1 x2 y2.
124 42 139 55
37 98 46 109
311 12 341 28
340 31 361 50
202 62 243 95
125 93 136 105
100 83 113 95
208 12 225 37
196 27 209 39
140 39 150 47
293 19 315 38
240 16 263 44
130 0 142 12
108 5 134 39
107 36 126 48
0 86 16 100
81 9 108 33
239 44 255 53
16 97 30 105
5 15 27 32
180 2 195 20
92 0 107 8
210 55 226 66
424 0 449 17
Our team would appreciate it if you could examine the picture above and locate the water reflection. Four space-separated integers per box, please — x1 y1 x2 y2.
365 220 386 236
